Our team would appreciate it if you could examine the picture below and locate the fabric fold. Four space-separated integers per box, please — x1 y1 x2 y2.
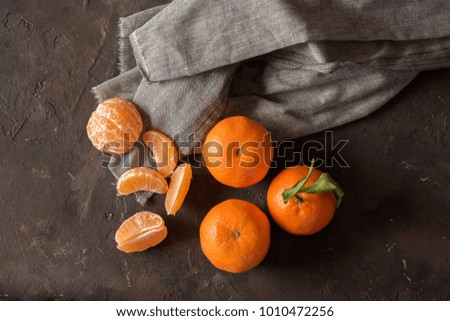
130 0 450 81
227 60 418 141
118 5 167 73
132 64 238 155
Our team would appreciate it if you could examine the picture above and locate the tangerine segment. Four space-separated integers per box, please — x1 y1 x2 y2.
117 167 168 195
143 130 179 177
165 163 192 215
87 98 143 154
200 199 270 273
115 211 167 253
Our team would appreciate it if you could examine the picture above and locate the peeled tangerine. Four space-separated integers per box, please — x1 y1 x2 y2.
86 98 142 154
165 163 192 215
143 130 179 177
115 211 167 253
117 167 168 195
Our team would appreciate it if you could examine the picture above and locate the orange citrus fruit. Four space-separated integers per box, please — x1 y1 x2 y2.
117 167 168 195
165 163 192 215
143 130 179 177
200 199 270 273
202 116 273 188
267 165 338 235
86 98 143 154
115 211 167 253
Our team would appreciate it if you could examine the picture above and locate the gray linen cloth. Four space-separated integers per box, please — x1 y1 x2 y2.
92 0 450 205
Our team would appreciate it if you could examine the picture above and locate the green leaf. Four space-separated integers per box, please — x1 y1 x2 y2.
299 173 344 208
281 159 344 209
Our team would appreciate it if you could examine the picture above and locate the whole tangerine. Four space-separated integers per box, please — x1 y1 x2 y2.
87 98 143 154
200 199 270 273
267 164 342 235
202 116 273 188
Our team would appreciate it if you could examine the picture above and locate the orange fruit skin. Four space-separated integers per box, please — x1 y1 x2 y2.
200 199 270 273
86 98 142 154
117 167 168 195
143 130 179 178
165 163 192 215
115 211 167 253
202 116 273 188
267 166 336 235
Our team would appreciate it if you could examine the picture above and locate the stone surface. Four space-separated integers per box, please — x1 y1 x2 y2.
0 0 449 300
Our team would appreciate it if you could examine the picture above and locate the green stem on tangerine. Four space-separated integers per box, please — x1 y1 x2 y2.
281 159 344 209
282 159 315 204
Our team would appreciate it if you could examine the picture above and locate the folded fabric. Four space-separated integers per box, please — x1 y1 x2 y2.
130 0 450 81
92 0 450 205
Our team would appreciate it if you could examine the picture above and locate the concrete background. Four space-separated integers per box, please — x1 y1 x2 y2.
0 0 449 300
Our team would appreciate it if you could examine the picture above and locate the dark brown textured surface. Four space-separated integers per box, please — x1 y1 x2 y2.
0 0 449 300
